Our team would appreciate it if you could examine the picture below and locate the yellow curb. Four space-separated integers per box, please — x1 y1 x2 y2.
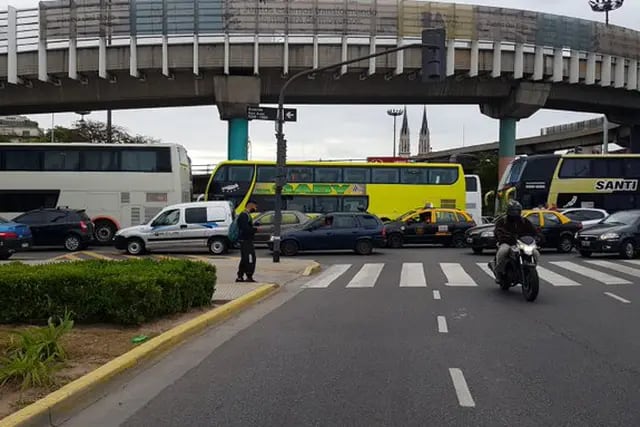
303 261 322 276
0 283 279 427
80 251 113 260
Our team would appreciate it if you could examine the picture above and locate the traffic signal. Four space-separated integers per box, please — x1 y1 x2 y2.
421 28 446 82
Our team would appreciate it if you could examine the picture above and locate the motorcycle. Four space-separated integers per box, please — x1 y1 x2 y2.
489 235 540 302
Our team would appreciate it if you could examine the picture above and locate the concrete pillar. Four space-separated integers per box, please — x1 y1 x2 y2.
631 125 640 154
213 76 261 161
499 118 517 180
228 118 249 160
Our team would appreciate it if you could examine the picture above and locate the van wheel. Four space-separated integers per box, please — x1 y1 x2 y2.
281 240 299 257
208 238 228 255
94 220 117 244
355 240 374 255
126 238 146 256
64 234 82 252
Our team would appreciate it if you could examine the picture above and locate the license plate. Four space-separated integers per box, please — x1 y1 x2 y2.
21 242 29 248
581 241 591 247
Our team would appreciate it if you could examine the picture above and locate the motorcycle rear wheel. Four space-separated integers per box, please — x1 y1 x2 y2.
521 268 539 302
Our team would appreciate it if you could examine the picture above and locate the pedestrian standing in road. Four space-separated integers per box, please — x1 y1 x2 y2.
236 200 258 283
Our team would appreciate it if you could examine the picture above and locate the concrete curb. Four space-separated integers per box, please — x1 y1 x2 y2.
0 283 279 427
303 261 322 276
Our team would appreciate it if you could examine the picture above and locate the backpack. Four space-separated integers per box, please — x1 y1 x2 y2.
228 216 240 243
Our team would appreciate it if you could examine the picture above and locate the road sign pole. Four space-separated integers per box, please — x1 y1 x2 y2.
271 32 445 263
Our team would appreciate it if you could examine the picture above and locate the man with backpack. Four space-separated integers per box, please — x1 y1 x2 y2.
236 200 258 283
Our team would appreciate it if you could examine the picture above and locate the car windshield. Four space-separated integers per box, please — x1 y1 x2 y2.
602 211 638 226
395 209 418 221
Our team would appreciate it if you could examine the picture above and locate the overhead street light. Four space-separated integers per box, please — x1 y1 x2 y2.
387 108 403 157
589 0 624 25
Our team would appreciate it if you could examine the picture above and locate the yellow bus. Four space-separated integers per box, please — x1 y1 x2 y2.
493 154 640 213
204 160 465 221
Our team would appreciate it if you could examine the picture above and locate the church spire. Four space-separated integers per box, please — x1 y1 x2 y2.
399 107 411 158
418 106 431 155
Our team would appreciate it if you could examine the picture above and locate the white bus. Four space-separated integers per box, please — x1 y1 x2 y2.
0 143 192 243
465 174 483 224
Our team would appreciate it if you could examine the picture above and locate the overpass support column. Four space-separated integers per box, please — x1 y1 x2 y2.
213 76 261 161
480 82 551 180
499 118 517 178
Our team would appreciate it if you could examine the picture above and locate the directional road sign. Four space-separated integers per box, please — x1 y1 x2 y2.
247 106 297 122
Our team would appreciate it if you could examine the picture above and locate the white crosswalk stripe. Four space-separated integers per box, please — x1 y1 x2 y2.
537 266 582 287
550 261 631 285
476 262 495 279
441 263 478 287
400 263 427 287
346 263 384 288
624 260 640 267
586 260 640 278
304 264 352 288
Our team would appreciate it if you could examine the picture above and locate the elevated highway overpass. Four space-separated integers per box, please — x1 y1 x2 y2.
2 0 640 178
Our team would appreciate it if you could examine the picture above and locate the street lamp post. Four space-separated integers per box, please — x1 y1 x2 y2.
387 108 403 158
589 0 624 25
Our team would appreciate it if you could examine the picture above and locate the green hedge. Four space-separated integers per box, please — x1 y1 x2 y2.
0 259 216 325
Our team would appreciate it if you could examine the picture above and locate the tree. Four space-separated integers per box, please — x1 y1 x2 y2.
42 120 160 144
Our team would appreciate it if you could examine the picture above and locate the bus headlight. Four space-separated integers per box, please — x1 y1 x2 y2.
600 233 620 240
481 231 494 238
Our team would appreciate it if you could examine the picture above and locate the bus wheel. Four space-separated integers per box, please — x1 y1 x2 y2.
94 220 117 244
620 240 636 260
388 233 403 249
126 238 146 256
208 238 228 255
557 236 574 253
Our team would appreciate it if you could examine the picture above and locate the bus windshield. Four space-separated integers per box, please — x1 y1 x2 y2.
498 158 526 190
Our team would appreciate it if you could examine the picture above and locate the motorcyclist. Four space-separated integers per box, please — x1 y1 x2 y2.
491 200 540 279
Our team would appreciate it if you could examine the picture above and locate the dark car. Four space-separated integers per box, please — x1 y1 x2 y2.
576 210 640 259
466 209 581 254
0 216 32 260
384 208 476 249
13 208 94 252
269 212 386 256
252 210 311 243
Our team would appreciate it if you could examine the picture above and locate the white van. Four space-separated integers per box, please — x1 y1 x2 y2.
465 175 483 224
114 201 235 255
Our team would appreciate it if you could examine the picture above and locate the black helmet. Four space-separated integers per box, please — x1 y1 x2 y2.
506 200 522 219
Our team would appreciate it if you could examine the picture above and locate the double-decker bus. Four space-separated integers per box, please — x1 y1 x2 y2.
0 143 192 243
493 153 640 213
204 160 465 221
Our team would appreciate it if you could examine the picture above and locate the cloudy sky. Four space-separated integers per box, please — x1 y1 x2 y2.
3 0 639 165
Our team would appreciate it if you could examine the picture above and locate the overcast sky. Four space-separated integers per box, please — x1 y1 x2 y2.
3 0 639 165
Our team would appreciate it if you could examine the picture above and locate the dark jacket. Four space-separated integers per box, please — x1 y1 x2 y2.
238 211 257 241
495 216 539 246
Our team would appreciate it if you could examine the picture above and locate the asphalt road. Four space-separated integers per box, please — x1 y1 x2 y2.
55 246 640 426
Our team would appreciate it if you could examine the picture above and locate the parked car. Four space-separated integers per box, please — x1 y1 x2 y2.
114 201 234 255
12 208 93 252
252 210 311 243
465 209 582 254
0 216 32 260
268 212 386 256
384 207 476 248
576 209 640 259
560 208 609 228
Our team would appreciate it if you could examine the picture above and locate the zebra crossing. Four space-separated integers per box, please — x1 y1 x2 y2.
303 259 640 290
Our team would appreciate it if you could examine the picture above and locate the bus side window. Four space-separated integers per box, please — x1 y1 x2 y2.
228 166 254 182
342 197 368 212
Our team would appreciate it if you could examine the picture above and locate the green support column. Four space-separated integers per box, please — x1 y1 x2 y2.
227 118 249 160
498 118 517 181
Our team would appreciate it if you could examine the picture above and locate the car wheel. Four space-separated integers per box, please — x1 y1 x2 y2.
472 247 483 255
64 234 82 252
281 240 299 257
388 233 403 249
94 220 117 244
208 237 228 255
0 252 12 260
451 233 466 248
620 240 636 260
557 235 574 253
579 250 592 258
126 238 146 256
355 239 374 255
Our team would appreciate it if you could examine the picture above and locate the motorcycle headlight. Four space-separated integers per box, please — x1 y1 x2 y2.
517 241 535 255
481 231 494 238
600 233 620 240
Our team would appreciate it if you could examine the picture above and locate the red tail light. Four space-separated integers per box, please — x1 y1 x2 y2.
0 232 18 239
80 221 88 232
